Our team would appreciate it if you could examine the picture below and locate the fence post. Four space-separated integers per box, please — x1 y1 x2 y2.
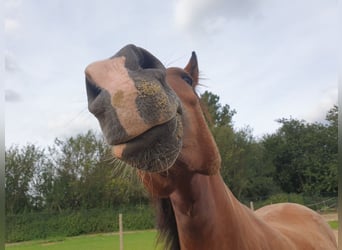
250 201 254 211
119 213 123 250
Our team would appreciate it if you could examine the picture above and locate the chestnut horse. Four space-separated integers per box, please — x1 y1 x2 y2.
85 44 337 250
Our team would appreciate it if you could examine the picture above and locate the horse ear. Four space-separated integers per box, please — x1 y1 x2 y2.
184 52 199 87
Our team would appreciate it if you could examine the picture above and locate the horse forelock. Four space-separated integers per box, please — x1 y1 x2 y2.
154 198 180 250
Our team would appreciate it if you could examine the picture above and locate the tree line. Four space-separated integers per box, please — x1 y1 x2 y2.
5 91 338 214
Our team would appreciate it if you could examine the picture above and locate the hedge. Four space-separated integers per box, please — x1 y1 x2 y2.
6 204 155 243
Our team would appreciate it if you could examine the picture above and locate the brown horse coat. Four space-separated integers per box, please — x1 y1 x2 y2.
85 44 337 250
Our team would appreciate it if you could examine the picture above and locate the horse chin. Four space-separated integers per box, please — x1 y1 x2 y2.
112 114 183 172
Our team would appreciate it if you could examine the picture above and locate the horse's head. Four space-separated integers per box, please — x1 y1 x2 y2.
85 44 221 196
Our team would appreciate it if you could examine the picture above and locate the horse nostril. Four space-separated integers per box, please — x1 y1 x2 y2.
86 77 102 105
177 105 183 115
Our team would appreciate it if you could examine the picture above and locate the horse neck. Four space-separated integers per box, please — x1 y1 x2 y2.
169 172 268 250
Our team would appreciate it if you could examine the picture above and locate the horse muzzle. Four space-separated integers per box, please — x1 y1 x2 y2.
85 44 183 172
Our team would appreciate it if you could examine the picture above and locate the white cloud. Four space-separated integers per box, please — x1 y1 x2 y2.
5 0 22 9
5 0 22 34
5 52 20 72
45 110 100 145
5 18 20 33
5 89 21 102
174 0 260 34
304 85 338 123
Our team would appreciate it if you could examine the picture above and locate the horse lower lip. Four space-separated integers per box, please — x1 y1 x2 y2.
113 121 172 146
111 114 183 171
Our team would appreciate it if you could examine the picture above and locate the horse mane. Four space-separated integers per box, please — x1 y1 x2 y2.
153 197 180 250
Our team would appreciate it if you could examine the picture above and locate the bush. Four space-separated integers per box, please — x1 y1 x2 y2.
6 205 155 243
253 193 304 209
303 195 337 212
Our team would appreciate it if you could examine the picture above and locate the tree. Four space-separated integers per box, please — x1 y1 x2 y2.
200 91 276 200
200 91 236 127
46 130 111 210
5 144 46 213
45 130 147 211
262 106 338 195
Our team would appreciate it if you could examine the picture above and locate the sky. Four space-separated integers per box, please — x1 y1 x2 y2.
4 0 338 148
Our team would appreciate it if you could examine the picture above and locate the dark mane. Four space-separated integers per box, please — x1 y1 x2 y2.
153 198 180 250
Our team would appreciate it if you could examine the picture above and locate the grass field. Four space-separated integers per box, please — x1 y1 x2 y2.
328 221 338 230
6 221 338 250
6 231 163 250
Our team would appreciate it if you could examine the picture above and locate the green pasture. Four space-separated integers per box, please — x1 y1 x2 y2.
6 231 163 250
328 220 338 230
6 222 338 250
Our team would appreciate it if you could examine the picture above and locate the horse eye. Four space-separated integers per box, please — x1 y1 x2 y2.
182 75 193 86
